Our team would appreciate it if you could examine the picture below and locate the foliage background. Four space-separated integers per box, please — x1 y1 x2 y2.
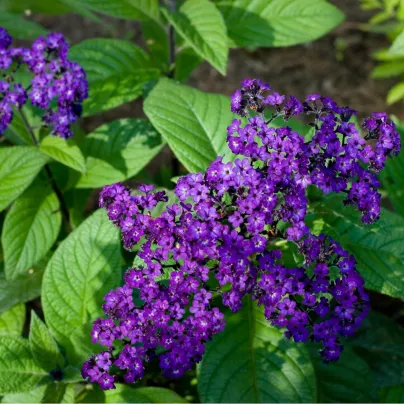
0 0 403 403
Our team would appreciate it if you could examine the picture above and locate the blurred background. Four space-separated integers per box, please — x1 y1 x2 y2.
24 0 404 127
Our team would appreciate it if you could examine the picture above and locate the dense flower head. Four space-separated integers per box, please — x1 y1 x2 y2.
83 79 400 390
0 28 88 138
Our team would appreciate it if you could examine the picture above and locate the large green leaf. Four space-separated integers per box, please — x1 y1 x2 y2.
40 136 87 173
307 194 404 299
198 300 317 403
0 12 47 39
2 184 61 280
69 39 160 116
0 303 26 336
29 312 64 372
105 386 187 403
0 147 48 212
162 0 228 74
214 0 344 48
144 78 235 173
309 345 377 402
76 119 164 188
76 0 160 22
0 336 48 395
350 312 404 388
42 210 121 363
379 124 404 215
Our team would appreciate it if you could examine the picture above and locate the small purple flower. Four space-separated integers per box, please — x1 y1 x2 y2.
0 27 12 50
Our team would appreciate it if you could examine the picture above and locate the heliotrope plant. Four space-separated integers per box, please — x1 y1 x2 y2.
82 79 401 390
0 27 88 138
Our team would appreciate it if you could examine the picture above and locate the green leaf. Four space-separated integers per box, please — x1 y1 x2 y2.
309 345 377 402
40 136 87 173
42 383 75 403
1 0 72 15
380 385 404 403
2 184 61 280
214 0 344 48
0 12 47 39
198 300 317 403
0 385 47 403
0 336 48 395
307 194 404 299
162 0 228 74
76 0 160 22
69 38 160 116
0 147 48 212
389 29 404 56
4 110 33 146
29 312 64 372
0 268 44 315
175 48 203 82
75 384 105 403
371 61 404 78
76 119 164 188
66 318 104 364
144 78 236 173
42 209 121 364
105 386 187 403
83 72 158 116
373 47 404 62
387 82 404 104
142 21 169 71
64 188 92 229
370 9 395 24
0 303 26 336
350 312 404 387
5 103 42 146
62 366 83 383
379 123 404 215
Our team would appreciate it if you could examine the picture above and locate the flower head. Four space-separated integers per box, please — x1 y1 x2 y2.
0 27 88 138
83 79 400 389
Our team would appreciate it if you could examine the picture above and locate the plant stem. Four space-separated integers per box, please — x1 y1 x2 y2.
167 0 176 78
18 108 71 230
166 0 181 178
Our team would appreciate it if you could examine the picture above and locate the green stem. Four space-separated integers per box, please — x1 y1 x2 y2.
18 108 71 230
167 0 176 78
166 0 181 177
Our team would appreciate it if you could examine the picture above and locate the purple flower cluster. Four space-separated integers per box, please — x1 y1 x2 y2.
83 183 225 390
0 27 88 138
82 79 399 390
229 78 400 224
